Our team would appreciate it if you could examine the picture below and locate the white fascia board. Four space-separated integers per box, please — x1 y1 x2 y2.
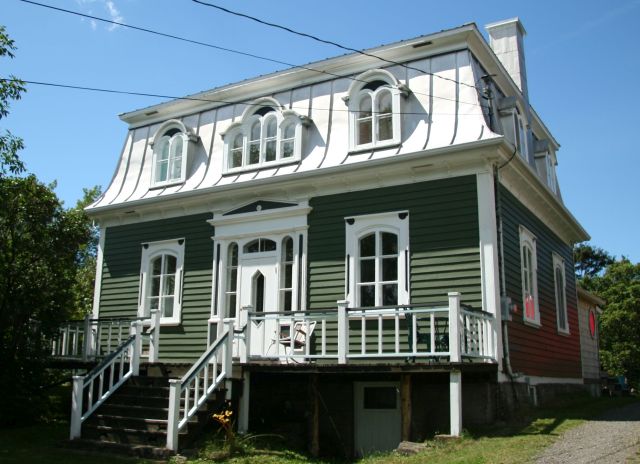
87 137 505 224
119 25 479 129
497 143 589 243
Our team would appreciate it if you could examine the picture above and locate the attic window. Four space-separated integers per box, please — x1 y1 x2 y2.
151 120 196 188
254 106 276 117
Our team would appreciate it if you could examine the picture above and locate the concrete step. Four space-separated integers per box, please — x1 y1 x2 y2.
67 438 174 460
82 424 184 447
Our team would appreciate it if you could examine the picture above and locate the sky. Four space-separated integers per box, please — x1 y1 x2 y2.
3 0 640 262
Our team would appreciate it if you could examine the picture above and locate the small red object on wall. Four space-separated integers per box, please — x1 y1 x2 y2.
525 295 535 320
589 310 596 337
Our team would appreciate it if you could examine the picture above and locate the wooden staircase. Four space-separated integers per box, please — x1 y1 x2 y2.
70 374 226 459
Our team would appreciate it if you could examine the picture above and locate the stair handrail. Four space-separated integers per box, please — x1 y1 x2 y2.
166 320 234 451
69 321 142 440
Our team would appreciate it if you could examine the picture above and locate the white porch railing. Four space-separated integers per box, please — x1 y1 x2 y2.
52 310 162 362
69 321 143 439
240 292 495 364
166 320 234 451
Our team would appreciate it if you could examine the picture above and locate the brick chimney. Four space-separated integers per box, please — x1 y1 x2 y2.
485 18 529 102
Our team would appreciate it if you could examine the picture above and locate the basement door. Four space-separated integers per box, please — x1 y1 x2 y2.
354 382 401 456
239 249 278 356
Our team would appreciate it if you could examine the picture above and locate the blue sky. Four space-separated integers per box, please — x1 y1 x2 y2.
3 0 640 262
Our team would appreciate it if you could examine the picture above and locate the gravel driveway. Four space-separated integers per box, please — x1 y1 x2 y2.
535 401 640 463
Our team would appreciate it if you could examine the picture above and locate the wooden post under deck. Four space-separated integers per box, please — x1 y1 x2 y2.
309 374 320 457
401 373 412 441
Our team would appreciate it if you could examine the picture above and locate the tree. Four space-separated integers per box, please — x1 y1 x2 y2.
0 25 25 176
587 259 640 388
573 242 615 281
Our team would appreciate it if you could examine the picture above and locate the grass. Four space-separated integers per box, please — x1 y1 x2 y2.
0 394 636 464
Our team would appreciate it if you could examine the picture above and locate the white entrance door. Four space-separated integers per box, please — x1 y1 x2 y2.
240 252 278 357
354 382 401 456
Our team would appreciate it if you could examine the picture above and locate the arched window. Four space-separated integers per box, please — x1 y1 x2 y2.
243 238 277 253
222 100 307 173
280 236 294 311
139 239 185 325
347 70 406 151
151 121 196 187
226 243 238 319
553 253 569 334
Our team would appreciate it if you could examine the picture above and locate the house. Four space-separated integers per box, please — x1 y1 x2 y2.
577 286 604 397
59 17 590 457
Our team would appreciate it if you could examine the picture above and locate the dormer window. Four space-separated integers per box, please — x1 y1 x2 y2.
222 99 307 173
150 120 197 187
346 69 407 152
545 153 557 194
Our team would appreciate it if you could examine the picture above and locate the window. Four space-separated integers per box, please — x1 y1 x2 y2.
345 211 409 307
139 239 185 325
244 238 277 253
222 100 307 173
280 237 294 311
515 111 528 161
545 154 557 193
225 243 238 319
553 253 569 334
150 120 196 187
346 70 407 151
519 226 539 326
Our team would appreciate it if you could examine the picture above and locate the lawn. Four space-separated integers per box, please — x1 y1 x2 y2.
0 395 636 464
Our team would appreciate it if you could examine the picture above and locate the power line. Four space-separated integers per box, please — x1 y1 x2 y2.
0 77 487 117
18 0 487 110
191 0 482 91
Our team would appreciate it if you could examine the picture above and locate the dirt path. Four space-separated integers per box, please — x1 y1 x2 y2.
535 401 640 463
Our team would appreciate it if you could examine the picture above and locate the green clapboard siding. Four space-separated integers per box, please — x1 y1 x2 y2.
99 213 213 362
308 175 481 310
499 186 581 378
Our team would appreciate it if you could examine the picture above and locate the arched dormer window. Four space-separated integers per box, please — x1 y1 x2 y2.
150 120 198 187
222 98 308 173
345 69 408 152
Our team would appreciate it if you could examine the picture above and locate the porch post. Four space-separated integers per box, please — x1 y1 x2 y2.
240 305 252 363
82 314 91 361
401 373 412 441
448 292 461 363
238 371 250 434
131 321 142 376
148 309 161 363
70 375 84 439
337 300 349 364
166 379 181 451
449 370 462 436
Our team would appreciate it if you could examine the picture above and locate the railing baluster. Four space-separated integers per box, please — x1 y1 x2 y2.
361 314 366 355
321 319 326 356
394 311 400 354
377 314 383 354
430 313 435 353
88 378 94 412
412 313 417 355
305 319 311 357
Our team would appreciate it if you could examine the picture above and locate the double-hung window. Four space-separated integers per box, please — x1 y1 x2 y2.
150 120 197 187
553 253 569 334
345 211 409 307
519 226 539 326
139 239 185 325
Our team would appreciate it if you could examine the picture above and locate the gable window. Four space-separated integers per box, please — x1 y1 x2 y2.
150 120 197 187
222 99 307 173
346 70 407 152
346 211 410 307
553 253 569 334
519 226 539 326
139 239 185 325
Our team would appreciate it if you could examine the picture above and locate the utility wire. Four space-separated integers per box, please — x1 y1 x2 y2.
191 0 482 91
0 77 486 116
19 0 488 110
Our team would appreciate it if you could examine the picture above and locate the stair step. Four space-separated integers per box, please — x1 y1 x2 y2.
128 376 171 387
67 438 174 460
105 394 169 408
119 385 170 398
83 424 188 447
99 404 169 420
85 415 168 432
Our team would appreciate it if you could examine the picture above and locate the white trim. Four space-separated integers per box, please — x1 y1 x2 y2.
91 226 106 319
139 238 185 325
553 252 570 335
476 172 503 367
519 225 540 326
345 211 410 307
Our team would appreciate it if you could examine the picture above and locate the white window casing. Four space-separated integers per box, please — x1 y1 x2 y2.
221 103 307 174
553 253 569 334
345 211 410 308
519 226 540 326
139 238 185 325
345 69 407 152
149 120 197 187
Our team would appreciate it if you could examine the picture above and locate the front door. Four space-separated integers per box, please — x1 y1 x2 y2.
354 382 401 456
239 240 279 356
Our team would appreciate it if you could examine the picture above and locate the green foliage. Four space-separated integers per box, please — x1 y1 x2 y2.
573 242 615 281
0 175 92 425
68 186 102 318
586 259 640 386
0 25 26 176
